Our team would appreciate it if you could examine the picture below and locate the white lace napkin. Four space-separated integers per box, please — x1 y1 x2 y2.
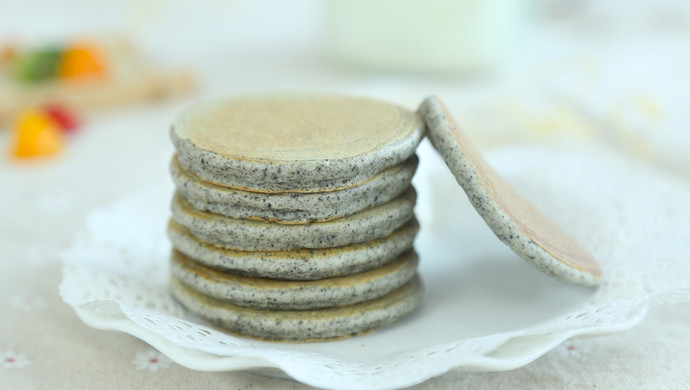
60 142 690 390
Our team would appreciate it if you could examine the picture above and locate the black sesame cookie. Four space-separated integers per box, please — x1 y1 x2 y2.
170 249 418 310
419 96 602 287
167 218 418 280
170 154 418 223
170 187 417 251
170 95 425 193
170 274 423 342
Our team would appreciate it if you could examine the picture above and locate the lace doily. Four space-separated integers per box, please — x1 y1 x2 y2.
60 142 690 390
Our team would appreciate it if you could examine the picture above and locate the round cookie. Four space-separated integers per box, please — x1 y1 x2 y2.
170 187 417 251
170 154 418 223
170 275 423 341
171 249 418 310
170 95 425 193
419 96 602 287
167 218 419 280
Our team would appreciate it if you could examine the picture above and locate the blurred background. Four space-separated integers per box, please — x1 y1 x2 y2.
1 0 689 240
2 0 690 164
2 0 689 161
1 0 689 246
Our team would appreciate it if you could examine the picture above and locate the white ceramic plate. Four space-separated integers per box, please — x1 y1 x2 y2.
60 143 657 390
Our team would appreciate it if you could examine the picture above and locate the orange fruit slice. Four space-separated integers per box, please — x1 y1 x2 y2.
11 109 64 158
58 43 106 80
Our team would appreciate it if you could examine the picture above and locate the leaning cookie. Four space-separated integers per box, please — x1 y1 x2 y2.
419 96 602 287
167 218 418 280
170 154 418 223
170 249 418 310
170 275 423 341
170 187 416 250
171 95 425 193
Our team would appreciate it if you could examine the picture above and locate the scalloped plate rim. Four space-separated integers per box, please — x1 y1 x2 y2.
67 294 648 389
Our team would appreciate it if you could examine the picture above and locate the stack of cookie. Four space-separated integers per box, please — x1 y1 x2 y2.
167 96 425 341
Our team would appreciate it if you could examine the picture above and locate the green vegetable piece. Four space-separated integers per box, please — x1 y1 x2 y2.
12 47 63 84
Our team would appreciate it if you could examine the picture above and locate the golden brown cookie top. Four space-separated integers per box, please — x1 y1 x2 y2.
173 95 422 162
